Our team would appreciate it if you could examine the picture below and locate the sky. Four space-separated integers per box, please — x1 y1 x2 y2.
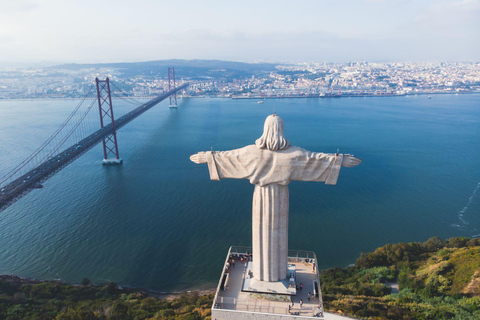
0 0 479 65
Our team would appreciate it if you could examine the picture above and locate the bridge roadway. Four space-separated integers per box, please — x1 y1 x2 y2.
0 83 188 213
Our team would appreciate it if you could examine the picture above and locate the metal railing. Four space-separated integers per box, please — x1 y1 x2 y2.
215 296 321 317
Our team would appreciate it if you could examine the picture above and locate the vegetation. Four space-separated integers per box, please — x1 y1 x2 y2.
0 278 213 320
321 236 480 319
55 59 277 80
1 236 479 319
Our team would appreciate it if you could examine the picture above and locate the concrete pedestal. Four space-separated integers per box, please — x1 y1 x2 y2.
242 262 296 295
102 158 123 165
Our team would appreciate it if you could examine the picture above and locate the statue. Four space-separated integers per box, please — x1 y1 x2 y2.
190 114 361 282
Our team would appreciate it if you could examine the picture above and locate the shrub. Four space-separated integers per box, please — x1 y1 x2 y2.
183 310 201 320
466 238 480 247
438 249 451 261
106 282 118 295
445 237 469 248
55 308 99 320
155 308 175 317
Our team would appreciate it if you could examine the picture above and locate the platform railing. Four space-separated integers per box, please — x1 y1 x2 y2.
218 296 319 317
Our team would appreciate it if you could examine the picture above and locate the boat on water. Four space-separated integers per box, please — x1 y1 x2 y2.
428 96 432 99
257 100 264 104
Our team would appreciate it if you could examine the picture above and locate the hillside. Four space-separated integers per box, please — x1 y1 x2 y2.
0 277 213 320
321 236 480 320
0 236 479 319
52 59 277 80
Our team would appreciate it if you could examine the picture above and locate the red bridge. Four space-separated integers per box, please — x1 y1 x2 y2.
0 69 187 213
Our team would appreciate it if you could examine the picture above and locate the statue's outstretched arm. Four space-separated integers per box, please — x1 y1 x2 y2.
190 152 207 164
342 154 361 167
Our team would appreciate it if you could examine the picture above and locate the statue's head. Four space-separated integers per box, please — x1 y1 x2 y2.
255 114 290 151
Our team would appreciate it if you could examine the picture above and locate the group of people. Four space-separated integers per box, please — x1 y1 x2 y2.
296 282 304 291
287 282 316 315
288 299 304 315
229 253 250 263
303 258 317 272
225 253 251 273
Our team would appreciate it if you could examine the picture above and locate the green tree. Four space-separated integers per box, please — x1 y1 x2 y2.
423 236 444 252
445 237 469 248
81 278 91 286
466 238 480 247
184 311 201 320
56 308 99 320
109 302 128 320
106 282 118 295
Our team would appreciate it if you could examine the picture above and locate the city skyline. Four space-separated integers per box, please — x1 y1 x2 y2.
1 60 478 99
0 0 479 66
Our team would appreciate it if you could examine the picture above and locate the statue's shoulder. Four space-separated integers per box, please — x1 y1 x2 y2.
241 145 259 152
286 145 302 151
281 146 329 159
233 145 261 155
280 145 304 154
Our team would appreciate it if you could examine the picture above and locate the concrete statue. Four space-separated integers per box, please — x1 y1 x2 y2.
190 114 361 282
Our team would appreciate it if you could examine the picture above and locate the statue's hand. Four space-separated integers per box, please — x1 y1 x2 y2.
190 152 207 164
342 154 361 167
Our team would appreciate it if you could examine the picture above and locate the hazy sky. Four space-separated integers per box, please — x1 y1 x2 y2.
0 0 479 65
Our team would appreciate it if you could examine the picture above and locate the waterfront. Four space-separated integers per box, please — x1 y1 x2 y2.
1 61 479 100
0 94 479 291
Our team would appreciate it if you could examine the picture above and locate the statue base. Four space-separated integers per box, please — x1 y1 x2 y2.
242 261 297 295
212 246 326 319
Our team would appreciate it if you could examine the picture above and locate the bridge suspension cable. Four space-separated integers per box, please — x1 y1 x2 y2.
43 98 97 162
0 85 95 186
0 81 148 187
110 82 146 106
0 77 188 213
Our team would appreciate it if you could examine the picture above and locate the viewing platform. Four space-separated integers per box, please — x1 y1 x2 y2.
212 246 325 319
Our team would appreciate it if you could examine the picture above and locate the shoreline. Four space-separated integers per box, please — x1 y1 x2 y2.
231 91 479 99
0 91 478 102
0 274 215 300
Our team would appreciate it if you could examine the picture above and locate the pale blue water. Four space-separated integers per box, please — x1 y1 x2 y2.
0 94 479 291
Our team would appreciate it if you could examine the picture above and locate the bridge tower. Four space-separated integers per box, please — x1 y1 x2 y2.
95 77 122 165
168 67 177 108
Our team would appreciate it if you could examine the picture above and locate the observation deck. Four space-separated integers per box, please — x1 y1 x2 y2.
212 246 324 319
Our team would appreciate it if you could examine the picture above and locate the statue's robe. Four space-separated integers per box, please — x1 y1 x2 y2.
205 145 344 282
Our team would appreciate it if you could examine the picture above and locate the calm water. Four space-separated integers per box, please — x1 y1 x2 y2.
0 94 479 291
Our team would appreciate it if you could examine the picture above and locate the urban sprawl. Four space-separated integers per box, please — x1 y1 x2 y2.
0 61 479 100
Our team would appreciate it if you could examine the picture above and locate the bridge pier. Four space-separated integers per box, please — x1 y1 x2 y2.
102 158 123 165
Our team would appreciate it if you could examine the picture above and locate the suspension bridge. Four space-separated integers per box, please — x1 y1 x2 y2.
0 68 187 213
